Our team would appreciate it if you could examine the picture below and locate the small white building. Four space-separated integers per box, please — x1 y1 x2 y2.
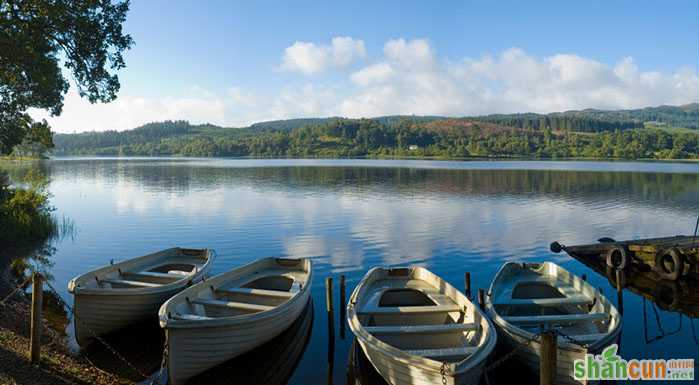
408 145 419 151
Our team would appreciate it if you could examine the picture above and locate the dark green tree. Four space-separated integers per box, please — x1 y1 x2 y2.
0 0 133 154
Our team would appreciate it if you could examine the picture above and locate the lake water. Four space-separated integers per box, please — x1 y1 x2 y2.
2 158 699 384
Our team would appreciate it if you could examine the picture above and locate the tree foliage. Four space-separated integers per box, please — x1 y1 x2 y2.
0 0 133 154
52 117 699 160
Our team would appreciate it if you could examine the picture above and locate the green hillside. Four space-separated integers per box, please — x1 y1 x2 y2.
52 104 699 160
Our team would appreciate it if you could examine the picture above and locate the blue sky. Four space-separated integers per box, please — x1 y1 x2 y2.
38 0 699 133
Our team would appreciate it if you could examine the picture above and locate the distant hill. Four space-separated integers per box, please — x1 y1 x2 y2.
52 104 699 159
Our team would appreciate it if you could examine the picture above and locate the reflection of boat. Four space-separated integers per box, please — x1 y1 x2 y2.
187 298 314 385
67 247 214 346
347 267 496 385
485 262 621 385
160 257 312 385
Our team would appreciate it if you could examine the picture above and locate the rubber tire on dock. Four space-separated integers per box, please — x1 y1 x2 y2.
654 248 686 281
605 246 629 270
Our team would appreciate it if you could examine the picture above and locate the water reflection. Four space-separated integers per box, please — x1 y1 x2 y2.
1 158 698 384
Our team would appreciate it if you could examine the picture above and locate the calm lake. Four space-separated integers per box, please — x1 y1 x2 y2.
3 157 699 384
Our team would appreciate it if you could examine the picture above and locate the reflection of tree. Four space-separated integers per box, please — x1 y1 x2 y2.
30 160 699 213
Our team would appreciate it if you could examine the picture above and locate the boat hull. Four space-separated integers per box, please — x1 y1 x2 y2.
493 322 620 385
166 285 310 385
74 288 182 345
357 338 486 385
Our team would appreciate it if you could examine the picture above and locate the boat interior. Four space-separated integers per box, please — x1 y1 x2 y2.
491 264 615 344
173 259 308 320
93 249 209 289
356 268 483 362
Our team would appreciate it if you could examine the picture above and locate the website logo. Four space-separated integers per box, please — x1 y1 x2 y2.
573 344 694 381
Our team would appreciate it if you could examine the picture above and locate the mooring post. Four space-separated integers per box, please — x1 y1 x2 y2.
326 277 335 385
477 288 485 310
326 277 335 335
615 269 624 315
540 330 557 385
339 275 346 339
464 272 471 299
30 272 43 364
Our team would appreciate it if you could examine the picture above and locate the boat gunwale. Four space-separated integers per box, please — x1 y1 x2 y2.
485 261 622 352
159 257 313 329
67 248 215 296
347 266 497 376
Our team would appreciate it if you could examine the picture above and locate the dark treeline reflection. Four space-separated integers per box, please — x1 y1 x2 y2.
32 159 699 213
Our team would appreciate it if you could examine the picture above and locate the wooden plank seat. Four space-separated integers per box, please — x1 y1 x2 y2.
405 346 478 359
503 312 609 325
494 294 591 307
216 287 294 299
358 304 461 316
122 271 183 280
101 279 161 288
190 298 274 313
173 313 214 321
561 332 610 343
365 323 477 335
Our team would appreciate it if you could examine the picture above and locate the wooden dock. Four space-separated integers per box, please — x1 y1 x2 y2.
551 235 698 281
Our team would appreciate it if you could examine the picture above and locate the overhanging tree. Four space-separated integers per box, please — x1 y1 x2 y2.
0 0 133 154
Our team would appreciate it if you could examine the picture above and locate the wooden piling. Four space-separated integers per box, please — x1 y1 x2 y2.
540 330 557 385
30 272 43 364
464 272 471 299
477 288 485 310
325 277 334 313
326 277 335 385
339 275 346 339
615 269 624 315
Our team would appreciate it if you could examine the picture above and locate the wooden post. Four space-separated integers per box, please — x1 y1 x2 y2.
464 272 471 299
326 277 335 385
540 330 557 385
477 288 485 310
326 277 335 339
615 269 624 315
30 272 43 364
339 275 346 340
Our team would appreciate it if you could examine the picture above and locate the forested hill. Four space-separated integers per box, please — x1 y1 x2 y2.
53 104 699 160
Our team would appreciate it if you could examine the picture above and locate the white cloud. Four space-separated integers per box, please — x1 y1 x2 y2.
33 38 699 133
280 36 366 74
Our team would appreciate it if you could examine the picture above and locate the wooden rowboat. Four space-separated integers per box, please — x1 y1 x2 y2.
68 247 215 346
485 262 622 385
159 257 312 385
185 298 313 385
347 267 496 385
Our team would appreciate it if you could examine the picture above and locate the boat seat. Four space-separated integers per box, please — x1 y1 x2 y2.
405 346 478 359
122 271 183 280
365 323 477 335
494 294 591 307
560 333 610 343
358 304 461 315
101 279 161 288
503 312 609 325
217 287 294 298
190 298 274 313
173 313 214 321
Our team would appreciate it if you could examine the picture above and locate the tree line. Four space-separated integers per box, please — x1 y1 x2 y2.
53 117 699 160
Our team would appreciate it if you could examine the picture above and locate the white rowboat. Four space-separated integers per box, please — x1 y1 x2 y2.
68 247 214 346
159 257 312 385
485 262 622 385
347 267 497 385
